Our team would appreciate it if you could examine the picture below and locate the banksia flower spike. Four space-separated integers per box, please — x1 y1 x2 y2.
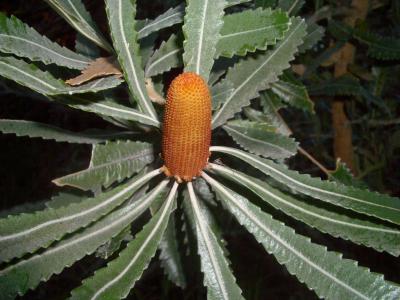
162 72 211 182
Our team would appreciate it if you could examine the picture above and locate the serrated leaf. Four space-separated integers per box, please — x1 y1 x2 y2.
210 163 400 256
211 79 234 110
298 22 325 53
69 182 178 300
187 183 244 300
53 140 154 191
212 17 307 129
353 27 400 60
137 4 185 39
0 180 169 300
0 13 90 70
95 225 133 260
44 0 112 52
145 34 182 78
182 0 226 81
308 75 361 96
158 212 187 288
223 120 298 159
57 96 161 127
0 169 161 263
329 160 368 189
210 146 400 225
0 119 128 144
202 172 400 300
271 77 314 112
0 55 122 96
105 0 158 120
226 0 252 7
216 8 290 58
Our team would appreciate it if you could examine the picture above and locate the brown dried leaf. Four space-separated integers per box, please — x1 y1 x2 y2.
66 57 123 86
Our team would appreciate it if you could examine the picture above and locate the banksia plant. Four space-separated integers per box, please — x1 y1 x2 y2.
0 1 400 300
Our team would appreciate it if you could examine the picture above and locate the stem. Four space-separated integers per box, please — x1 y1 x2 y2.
298 146 330 177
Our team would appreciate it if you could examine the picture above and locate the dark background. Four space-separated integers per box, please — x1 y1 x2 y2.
0 1 399 299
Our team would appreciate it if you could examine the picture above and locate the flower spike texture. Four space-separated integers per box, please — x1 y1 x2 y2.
162 72 211 182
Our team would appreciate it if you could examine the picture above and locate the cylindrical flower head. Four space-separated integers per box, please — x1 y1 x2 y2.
162 72 211 182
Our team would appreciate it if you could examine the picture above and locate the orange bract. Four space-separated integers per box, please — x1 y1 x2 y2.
162 72 211 182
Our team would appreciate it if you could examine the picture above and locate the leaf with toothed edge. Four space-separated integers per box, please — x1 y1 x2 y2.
202 172 400 300
216 8 290 58
185 183 244 300
56 96 161 128
69 182 178 300
44 0 112 52
0 180 170 300
212 17 307 129
211 80 234 111
223 120 298 159
0 169 161 263
0 119 123 144
298 22 324 53
105 0 158 120
209 163 400 257
145 34 182 78
0 12 91 70
0 56 123 96
210 146 400 225
182 0 227 81
53 140 154 191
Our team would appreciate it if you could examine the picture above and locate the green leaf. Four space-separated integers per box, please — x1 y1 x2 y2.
105 0 158 120
145 34 182 78
0 169 161 263
270 75 314 112
211 79 234 111
223 120 298 159
255 0 277 8
353 27 400 60
137 4 185 39
44 0 112 52
226 0 252 7
202 172 400 300
329 160 368 189
69 182 178 300
0 180 170 300
53 140 154 191
0 55 122 96
308 75 361 96
210 146 400 225
298 22 324 53
278 0 305 15
212 17 307 129
0 13 90 70
0 119 129 144
58 96 161 128
95 225 133 260
158 212 187 288
182 0 226 81
209 163 400 257
216 8 290 58
187 183 244 300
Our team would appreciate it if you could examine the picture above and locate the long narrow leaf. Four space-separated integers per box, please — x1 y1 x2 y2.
53 140 154 191
187 182 244 300
69 182 178 300
202 172 400 300
0 180 170 300
0 119 126 144
212 17 307 129
105 0 158 120
210 146 400 225
209 163 400 256
0 13 90 70
182 0 226 81
0 169 162 262
44 0 112 52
